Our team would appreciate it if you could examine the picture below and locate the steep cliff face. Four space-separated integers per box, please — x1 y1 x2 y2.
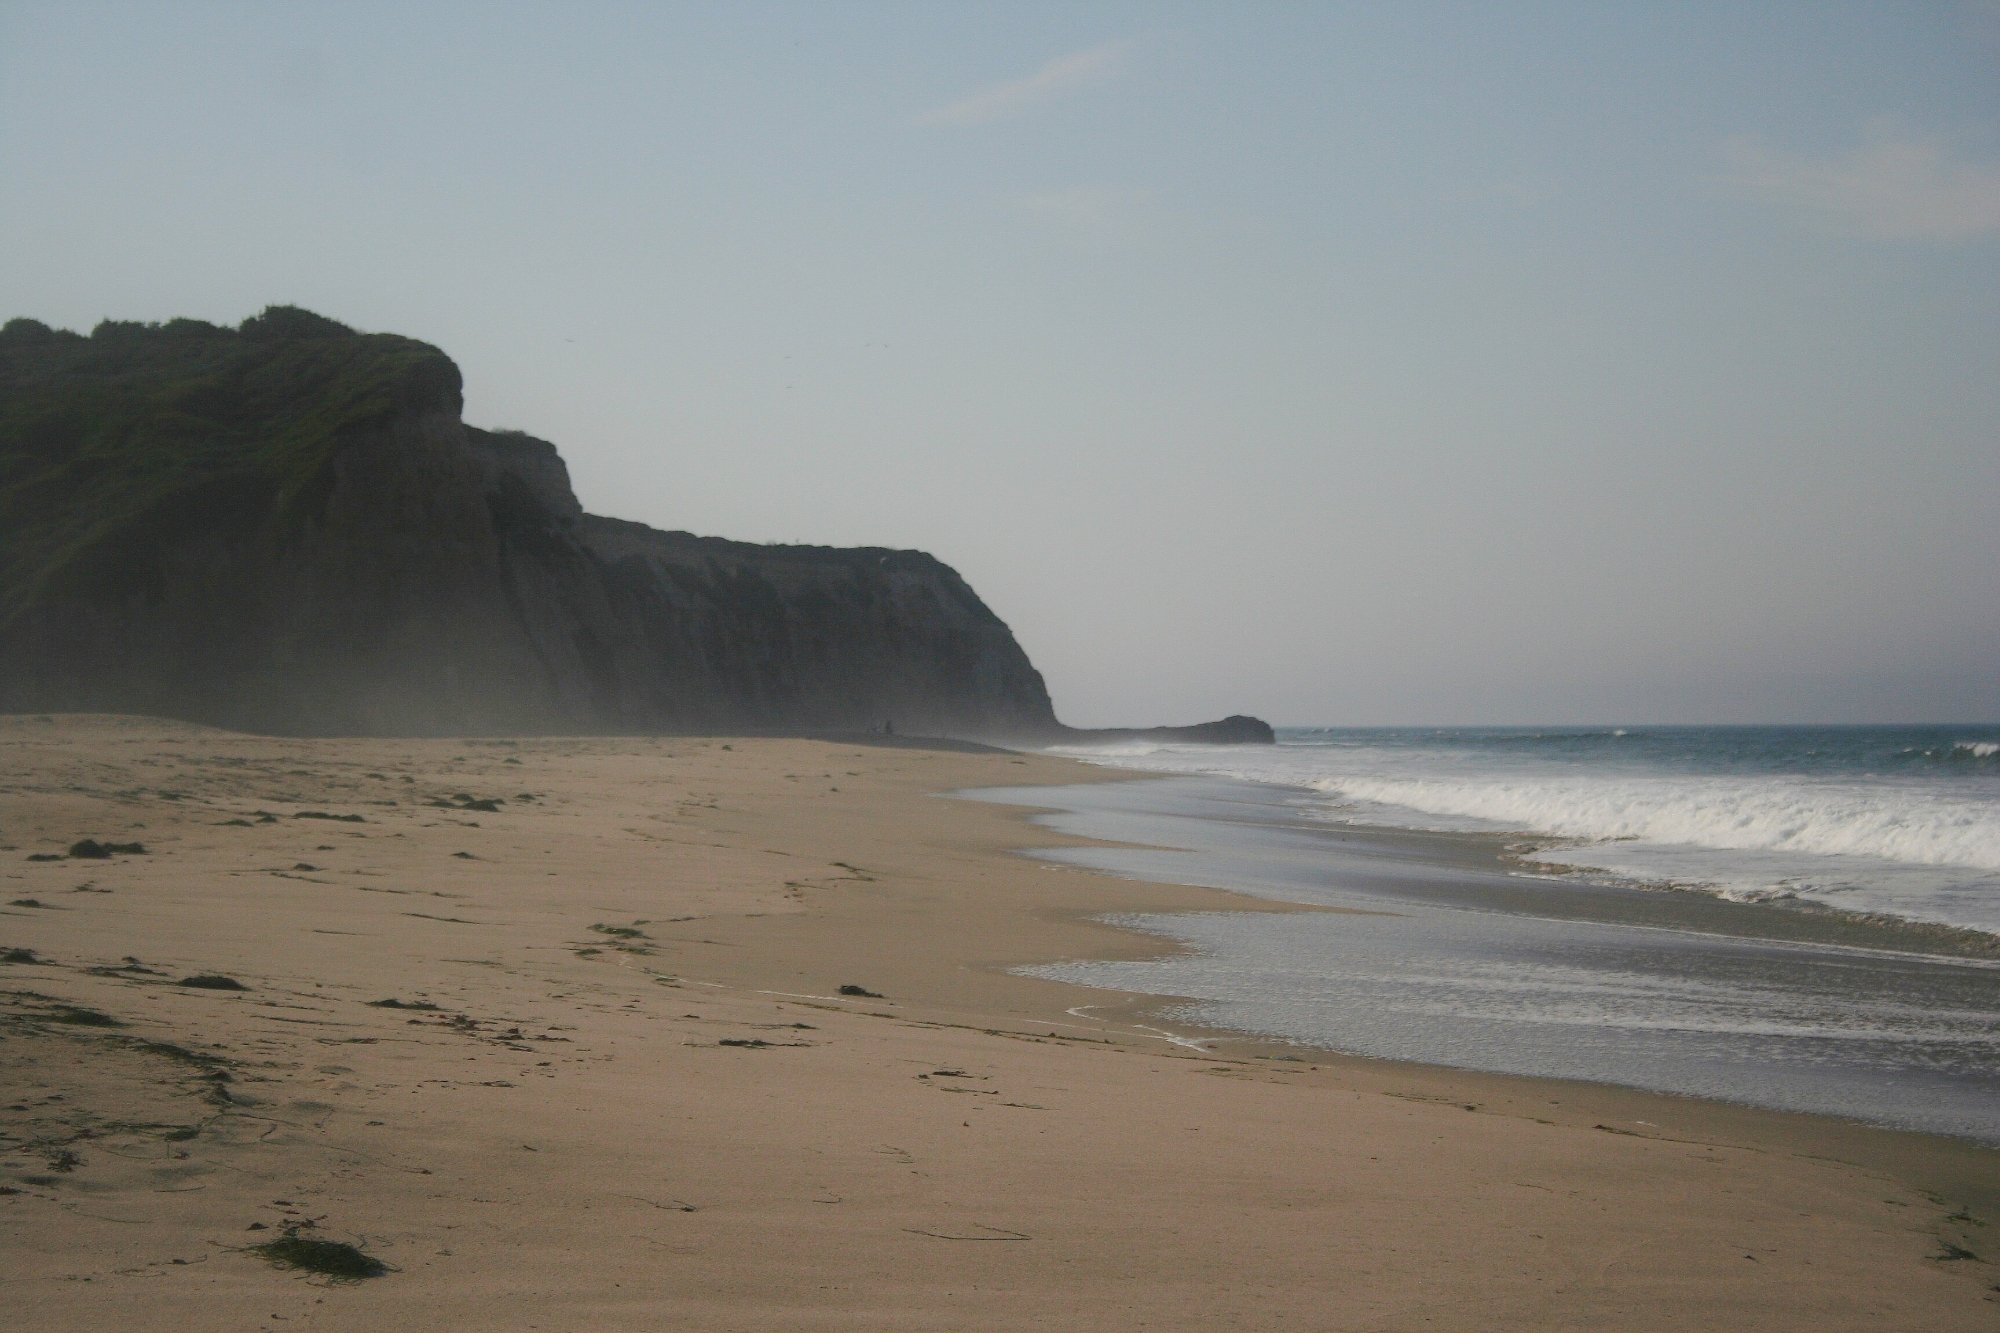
0 311 1060 738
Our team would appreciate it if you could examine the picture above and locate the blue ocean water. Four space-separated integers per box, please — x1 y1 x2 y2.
972 773 2000 1140
1050 725 2000 934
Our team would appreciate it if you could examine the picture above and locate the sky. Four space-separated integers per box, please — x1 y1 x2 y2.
3 1 1996 726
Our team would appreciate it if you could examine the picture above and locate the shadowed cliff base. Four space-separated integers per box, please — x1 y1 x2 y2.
0 309 1268 745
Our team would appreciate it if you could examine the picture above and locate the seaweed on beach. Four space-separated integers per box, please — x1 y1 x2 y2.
44 1002 123 1027
65 839 144 858
429 794 504 812
177 973 248 990
250 1227 391 1280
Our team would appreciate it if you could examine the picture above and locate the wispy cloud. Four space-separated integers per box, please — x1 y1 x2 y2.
1722 126 2000 240
919 39 1132 127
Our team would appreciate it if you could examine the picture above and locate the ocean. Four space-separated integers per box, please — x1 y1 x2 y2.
965 725 2000 1141
1053 725 2000 935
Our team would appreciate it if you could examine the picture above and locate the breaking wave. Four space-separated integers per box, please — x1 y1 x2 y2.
1043 726 2000 932
1310 772 2000 874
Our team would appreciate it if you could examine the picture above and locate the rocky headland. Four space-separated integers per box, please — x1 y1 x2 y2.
0 308 1270 744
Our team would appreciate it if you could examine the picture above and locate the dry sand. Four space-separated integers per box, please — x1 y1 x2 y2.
1 714 1993 1329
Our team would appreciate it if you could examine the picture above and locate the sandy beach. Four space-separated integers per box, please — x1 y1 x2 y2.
1 715 1993 1330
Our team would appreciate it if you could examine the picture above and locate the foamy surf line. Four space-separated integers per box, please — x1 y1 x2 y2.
1303 773 2000 871
974 773 2000 1141
1045 728 2000 937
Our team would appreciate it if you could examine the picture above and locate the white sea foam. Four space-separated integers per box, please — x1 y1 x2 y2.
1041 734 2000 933
1046 742 1170 759
1310 772 2000 873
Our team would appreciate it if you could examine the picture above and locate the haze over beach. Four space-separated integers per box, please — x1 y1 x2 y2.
4 0 1996 726
3 4 1999 1329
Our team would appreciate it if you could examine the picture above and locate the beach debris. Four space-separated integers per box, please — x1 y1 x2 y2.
718 1038 771 1048
177 973 248 991
249 1226 391 1281
617 1193 698 1212
838 983 883 998
292 811 365 823
429 794 504 812
99 955 161 974
365 998 441 1011
48 1003 122 1027
902 1224 1031 1241
65 839 146 858
1 947 41 964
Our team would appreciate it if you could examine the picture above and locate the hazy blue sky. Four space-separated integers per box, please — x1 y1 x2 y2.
4 2 1996 725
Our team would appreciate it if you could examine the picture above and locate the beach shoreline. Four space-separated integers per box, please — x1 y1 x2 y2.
2 715 1994 1328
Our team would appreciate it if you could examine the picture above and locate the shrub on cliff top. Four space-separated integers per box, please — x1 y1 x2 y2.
239 305 355 340
0 317 64 343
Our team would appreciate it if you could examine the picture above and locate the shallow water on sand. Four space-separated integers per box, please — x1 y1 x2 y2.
967 776 2000 1144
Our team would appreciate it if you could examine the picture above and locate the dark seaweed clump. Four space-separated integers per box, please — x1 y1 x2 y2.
66 839 146 859
177 973 248 991
430 794 504 813
251 1228 390 1280
49 1003 122 1027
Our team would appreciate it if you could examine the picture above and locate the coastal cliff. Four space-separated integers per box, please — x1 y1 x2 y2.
0 309 1266 743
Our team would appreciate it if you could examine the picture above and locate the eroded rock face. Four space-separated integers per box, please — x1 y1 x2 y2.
0 311 1271 744
0 315 1057 738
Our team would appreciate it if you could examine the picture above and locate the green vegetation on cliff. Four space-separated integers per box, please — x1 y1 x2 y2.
0 307 460 627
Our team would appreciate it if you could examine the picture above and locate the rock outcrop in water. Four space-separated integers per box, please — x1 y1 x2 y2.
1063 715 1277 746
0 310 1270 744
